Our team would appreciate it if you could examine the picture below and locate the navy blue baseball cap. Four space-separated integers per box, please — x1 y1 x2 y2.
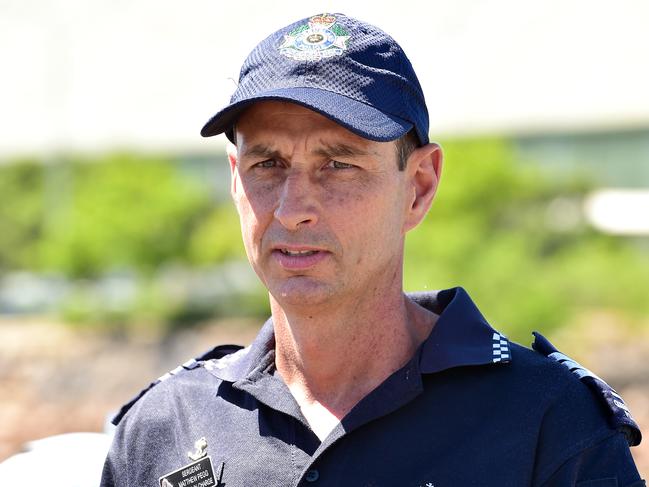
200 13 430 146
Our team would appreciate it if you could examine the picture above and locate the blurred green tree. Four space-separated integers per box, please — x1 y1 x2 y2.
405 138 649 341
0 159 45 272
38 153 209 277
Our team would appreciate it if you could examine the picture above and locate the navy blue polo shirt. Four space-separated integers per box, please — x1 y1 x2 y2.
101 287 644 487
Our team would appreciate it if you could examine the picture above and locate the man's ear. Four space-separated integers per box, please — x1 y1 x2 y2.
226 142 239 196
404 143 443 232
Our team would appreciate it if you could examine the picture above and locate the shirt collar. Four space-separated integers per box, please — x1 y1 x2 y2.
203 317 275 382
412 287 511 374
204 287 511 382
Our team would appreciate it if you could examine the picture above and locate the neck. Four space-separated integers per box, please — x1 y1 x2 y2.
271 281 437 427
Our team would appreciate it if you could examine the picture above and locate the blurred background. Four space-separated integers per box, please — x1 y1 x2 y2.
1 0 648 481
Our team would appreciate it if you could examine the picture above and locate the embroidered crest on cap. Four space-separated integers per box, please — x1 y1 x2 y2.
279 13 350 61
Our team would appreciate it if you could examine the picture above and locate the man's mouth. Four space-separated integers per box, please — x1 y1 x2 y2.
279 249 318 256
272 246 328 270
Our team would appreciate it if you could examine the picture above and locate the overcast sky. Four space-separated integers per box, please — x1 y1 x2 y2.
1 0 648 156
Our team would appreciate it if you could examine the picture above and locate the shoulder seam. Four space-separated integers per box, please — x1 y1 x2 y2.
111 345 244 426
536 429 623 486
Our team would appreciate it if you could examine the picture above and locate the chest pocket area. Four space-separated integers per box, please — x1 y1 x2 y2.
576 479 618 487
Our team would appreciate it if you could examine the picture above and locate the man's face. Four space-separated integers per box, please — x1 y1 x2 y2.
229 101 423 309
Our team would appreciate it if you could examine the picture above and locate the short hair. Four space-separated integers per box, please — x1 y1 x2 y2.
395 129 419 171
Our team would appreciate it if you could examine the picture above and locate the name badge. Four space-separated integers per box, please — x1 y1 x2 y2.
159 456 217 487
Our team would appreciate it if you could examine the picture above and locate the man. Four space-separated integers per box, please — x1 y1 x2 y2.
101 13 644 487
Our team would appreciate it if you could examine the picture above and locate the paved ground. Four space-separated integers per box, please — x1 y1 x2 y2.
0 316 647 478
0 317 261 462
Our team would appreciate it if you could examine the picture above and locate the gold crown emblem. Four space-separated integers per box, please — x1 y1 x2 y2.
309 14 336 28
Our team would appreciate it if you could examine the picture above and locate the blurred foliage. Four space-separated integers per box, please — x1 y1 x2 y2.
39 154 210 277
0 153 244 277
405 138 649 342
187 203 245 265
0 140 648 339
0 158 46 271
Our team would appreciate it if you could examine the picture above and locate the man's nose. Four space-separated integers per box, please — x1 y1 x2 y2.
274 172 319 231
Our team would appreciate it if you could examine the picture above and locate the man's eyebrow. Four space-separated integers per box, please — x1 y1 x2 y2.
240 142 374 160
313 142 372 158
240 144 281 159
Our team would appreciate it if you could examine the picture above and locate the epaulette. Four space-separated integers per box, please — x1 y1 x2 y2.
532 332 641 447
111 344 244 426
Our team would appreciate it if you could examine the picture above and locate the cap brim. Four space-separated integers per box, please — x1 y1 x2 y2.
200 87 413 143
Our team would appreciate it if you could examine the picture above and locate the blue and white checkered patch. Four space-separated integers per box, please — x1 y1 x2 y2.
492 332 511 363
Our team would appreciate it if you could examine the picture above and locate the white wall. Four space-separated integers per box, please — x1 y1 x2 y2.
1 0 648 156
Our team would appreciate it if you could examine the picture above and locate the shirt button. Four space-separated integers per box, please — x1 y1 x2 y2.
305 469 320 482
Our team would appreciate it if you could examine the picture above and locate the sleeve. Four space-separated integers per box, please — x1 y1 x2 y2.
540 433 645 487
99 399 172 487
531 372 644 487
100 420 130 487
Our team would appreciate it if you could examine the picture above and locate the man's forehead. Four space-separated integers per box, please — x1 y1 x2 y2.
235 101 391 156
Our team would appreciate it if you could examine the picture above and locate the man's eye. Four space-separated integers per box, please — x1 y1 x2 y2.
328 160 355 169
254 160 277 168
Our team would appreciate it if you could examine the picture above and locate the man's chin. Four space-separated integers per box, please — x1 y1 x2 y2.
268 277 337 309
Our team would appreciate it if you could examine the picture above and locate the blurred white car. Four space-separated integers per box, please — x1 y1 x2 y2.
0 431 114 486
